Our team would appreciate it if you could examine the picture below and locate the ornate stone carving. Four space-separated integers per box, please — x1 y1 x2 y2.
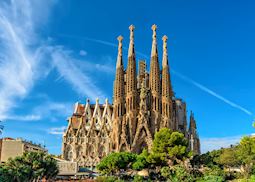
62 25 201 167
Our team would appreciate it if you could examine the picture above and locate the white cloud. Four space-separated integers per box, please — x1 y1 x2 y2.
49 46 106 99
0 0 36 120
0 0 108 120
5 114 41 121
200 135 244 153
79 50 87 56
48 126 66 135
33 100 73 121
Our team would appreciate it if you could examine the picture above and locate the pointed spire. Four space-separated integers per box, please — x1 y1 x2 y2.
116 35 123 68
190 111 197 129
151 24 158 57
128 25 135 57
162 35 168 67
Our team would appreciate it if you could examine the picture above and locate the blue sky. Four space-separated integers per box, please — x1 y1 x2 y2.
0 0 254 154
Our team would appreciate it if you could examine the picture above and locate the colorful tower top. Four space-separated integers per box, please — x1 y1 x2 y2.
151 24 158 57
128 25 135 57
162 35 168 67
116 35 123 68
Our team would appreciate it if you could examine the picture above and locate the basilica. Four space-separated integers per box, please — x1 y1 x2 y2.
62 25 200 167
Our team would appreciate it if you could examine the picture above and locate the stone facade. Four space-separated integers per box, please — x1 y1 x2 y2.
62 25 200 167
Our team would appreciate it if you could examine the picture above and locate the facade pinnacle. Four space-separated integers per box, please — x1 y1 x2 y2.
116 35 123 68
162 35 168 67
151 24 158 57
128 25 135 57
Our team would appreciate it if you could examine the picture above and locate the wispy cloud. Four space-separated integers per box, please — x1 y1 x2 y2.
48 126 66 135
0 0 37 120
0 0 108 120
79 50 87 56
2 98 72 122
171 70 253 116
200 135 244 153
5 114 41 121
32 99 73 122
49 46 106 99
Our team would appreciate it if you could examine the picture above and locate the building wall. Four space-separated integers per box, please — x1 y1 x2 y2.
0 139 46 162
1 139 23 162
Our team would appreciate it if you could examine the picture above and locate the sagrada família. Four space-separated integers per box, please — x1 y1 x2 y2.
62 25 200 167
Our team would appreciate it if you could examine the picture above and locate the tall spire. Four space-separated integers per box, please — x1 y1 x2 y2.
151 24 158 57
161 35 173 98
126 24 137 95
162 35 168 67
112 35 125 151
161 35 173 129
149 24 160 94
116 35 123 68
128 25 135 57
126 24 138 145
149 24 161 133
189 111 197 130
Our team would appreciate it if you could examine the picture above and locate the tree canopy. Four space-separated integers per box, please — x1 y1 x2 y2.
0 152 58 182
96 152 136 175
150 128 191 165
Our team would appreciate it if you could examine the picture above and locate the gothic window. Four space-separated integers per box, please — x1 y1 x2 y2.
99 145 106 157
76 146 83 157
95 118 100 130
87 145 95 157
85 118 90 130
67 132 73 143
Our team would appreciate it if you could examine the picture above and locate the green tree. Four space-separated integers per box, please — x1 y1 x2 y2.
160 165 194 182
150 128 191 166
236 136 255 177
218 147 241 168
132 149 149 170
197 166 225 182
0 152 58 182
96 152 137 175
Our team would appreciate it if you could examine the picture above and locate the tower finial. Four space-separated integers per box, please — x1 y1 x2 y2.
162 35 168 67
151 24 158 57
128 25 135 57
116 35 123 68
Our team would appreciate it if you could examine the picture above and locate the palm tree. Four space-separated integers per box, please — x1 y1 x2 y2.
0 120 4 135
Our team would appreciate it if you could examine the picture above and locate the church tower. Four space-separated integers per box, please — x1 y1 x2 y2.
125 25 138 148
189 111 201 155
149 24 161 133
161 35 174 129
62 25 201 167
112 36 125 151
